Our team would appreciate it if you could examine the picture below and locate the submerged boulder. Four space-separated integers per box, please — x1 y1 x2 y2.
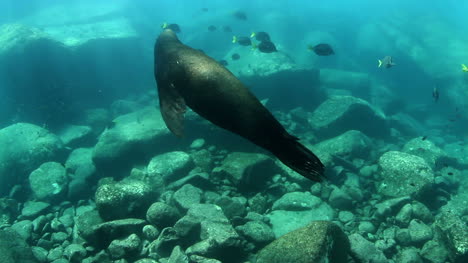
256 221 349 263
0 123 64 196
92 107 176 175
28 162 68 202
377 151 434 198
309 96 389 139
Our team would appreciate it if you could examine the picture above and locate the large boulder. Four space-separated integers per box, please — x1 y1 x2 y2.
0 123 64 196
402 138 457 168
212 152 280 191
0 228 38 263
377 151 434 198
267 192 335 237
95 179 158 220
92 107 176 175
146 151 194 183
308 96 389 139
256 221 349 263
28 162 69 202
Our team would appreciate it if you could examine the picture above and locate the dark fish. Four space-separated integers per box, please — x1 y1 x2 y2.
222 26 232 33
202 8 209 12
232 53 240 60
432 87 439 102
251 31 270 42
162 23 181 33
447 172 454 175
308 43 334 56
257 41 277 53
208 25 217 32
421 136 427 141
232 36 251 46
233 11 247 20
378 56 396 68
219 59 228 66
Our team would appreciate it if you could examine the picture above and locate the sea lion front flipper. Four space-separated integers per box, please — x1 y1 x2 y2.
158 82 186 137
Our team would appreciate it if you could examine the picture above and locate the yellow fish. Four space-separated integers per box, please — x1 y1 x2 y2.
462 64 468 72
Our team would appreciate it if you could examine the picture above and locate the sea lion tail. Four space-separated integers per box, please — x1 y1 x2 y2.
276 135 325 182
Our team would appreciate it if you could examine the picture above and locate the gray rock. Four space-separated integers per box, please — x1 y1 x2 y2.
338 211 355 223
420 240 449 263
65 148 96 179
256 221 349 263
58 214 74 228
50 259 69 263
378 151 434 198
135 259 158 263
0 123 64 196
167 246 188 263
329 187 353 209
190 150 213 173
248 193 269 214
0 229 38 263
95 179 157 220
236 221 275 244
272 192 322 211
215 196 246 219
147 151 194 182
149 227 180 257
408 219 433 244
314 130 373 161
189 255 222 263
267 203 335 238
21 201 50 219
396 248 423 263
434 210 468 260
51 232 69 244
11 220 33 241
396 204 413 227
212 152 279 189
411 201 433 223
190 139 205 149
348 233 387 263
108 233 141 259
182 204 242 260
146 202 180 229
92 218 146 247
31 246 48 263
63 244 86 262
47 246 64 262
374 196 410 218
75 209 104 244
92 107 175 173
308 96 389 139
58 125 93 147
172 184 203 211
403 137 456 168
29 162 68 201
142 225 160 240
395 228 412 246
358 221 376 235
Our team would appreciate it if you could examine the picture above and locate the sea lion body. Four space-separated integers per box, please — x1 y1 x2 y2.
154 29 324 181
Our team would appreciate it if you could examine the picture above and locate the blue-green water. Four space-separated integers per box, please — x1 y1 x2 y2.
0 1 466 263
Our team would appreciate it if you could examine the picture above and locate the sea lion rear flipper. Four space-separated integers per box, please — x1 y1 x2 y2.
275 133 325 182
158 82 186 137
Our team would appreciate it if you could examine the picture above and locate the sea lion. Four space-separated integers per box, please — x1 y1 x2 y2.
154 29 325 181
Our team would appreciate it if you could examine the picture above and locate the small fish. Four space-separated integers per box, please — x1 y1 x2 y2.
161 23 181 33
256 41 277 53
231 53 240 60
233 11 247 20
208 25 217 32
462 64 468 72
432 87 439 102
219 59 228 66
202 8 209 12
222 26 232 33
308 43 334 56
378 56 396 68
421 136 427 141
232 36 252 46
250 31 270 42
447 172 453 175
